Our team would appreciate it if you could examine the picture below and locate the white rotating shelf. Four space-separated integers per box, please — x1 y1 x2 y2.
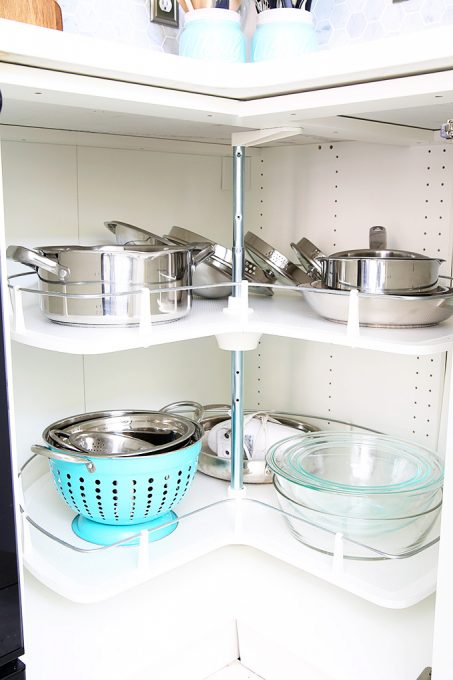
10 291 453 356
21 457 439 608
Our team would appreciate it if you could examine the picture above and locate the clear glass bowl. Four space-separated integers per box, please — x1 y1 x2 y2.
273 477 442 560
266 432 444 494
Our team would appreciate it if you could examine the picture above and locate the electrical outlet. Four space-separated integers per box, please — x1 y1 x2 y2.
150 0 179 27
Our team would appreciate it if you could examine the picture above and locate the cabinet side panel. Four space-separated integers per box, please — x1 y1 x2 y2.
2 141 86 465
245 143 452 451
83 339 230 412
76 146 233 246
245 337 445 449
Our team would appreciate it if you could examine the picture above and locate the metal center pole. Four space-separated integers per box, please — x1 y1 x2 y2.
231 145 245 492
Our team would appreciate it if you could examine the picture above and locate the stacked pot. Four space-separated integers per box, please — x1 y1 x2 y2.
32 404 204 545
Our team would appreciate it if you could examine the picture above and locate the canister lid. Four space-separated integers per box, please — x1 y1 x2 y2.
256 8 313 25
184 8 241 22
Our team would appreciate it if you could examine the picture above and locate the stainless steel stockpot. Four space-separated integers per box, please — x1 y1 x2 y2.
7 243 210 326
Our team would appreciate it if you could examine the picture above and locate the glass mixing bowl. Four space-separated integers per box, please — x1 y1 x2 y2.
266 431 444 518
267 432 444 493
273 476 442 560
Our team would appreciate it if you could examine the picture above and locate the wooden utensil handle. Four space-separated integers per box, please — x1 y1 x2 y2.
0 0 63 30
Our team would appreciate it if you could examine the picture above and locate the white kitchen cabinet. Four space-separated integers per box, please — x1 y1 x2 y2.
1 17 453 680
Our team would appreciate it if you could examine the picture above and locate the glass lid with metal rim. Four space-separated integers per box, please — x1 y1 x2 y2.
266 432 444 494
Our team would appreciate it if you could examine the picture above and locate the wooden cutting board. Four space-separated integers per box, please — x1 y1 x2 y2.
0 0 62 30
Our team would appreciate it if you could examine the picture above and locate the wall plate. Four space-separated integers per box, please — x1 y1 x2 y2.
151 0 179 27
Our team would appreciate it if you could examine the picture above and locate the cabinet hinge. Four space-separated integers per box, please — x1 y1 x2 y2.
416 668 432 680
440 120 453 140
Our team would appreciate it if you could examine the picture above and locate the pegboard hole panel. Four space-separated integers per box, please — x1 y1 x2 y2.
244 336 446 451
257 143 453 271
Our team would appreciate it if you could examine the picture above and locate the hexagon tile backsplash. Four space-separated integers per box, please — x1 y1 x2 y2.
313 0 453 48
57 0 180 54
57 0 453 54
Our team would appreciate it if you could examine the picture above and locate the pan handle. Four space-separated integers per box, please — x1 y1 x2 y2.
31 444 96 473
369 226 387 250
159 400 204 423
7 245 70 280
48 429 80 452
192 244 214 268
290 237 324 278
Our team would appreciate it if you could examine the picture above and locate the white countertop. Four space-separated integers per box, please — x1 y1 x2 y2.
1 18 453 100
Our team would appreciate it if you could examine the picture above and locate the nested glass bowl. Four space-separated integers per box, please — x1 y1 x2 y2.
273 477 442 560
266 432 444 518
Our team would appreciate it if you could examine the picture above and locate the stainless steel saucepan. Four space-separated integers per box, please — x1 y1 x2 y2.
7 243 211 326
295 227 444 295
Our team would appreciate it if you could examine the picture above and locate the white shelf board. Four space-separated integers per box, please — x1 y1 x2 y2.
10 293 453 356
21 458 438 608
9 298 232 354
247 295 453 356
1 19 453 101
0 20 453 144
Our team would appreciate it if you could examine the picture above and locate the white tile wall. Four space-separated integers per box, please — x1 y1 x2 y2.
312 0 453 48
57 0 180 53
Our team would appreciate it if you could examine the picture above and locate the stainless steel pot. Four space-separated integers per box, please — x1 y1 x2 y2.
197 404 319 484
302 279 453 328
41 407 203 459
167 226 274 299
105 220 173 247
318 227 444 295
7 243 211 326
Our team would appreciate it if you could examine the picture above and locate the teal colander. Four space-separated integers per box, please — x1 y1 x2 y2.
32 433 202 546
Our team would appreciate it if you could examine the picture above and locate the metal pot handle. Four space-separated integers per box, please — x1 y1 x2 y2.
202 403 231 413
31 444 96 473
105 220 174 246
159 400 204 423
369 226 387 250
7 245 70 280
290 238 324 279
192 244 214 268
48 429 80 452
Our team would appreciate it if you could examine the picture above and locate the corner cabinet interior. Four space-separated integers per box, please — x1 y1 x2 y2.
2 25 453 680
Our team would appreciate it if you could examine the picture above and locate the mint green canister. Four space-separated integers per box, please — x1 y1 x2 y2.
252 8 317 62
179 8 246 63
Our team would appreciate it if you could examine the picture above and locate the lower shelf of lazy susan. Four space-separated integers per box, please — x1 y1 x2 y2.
20 458 439 607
